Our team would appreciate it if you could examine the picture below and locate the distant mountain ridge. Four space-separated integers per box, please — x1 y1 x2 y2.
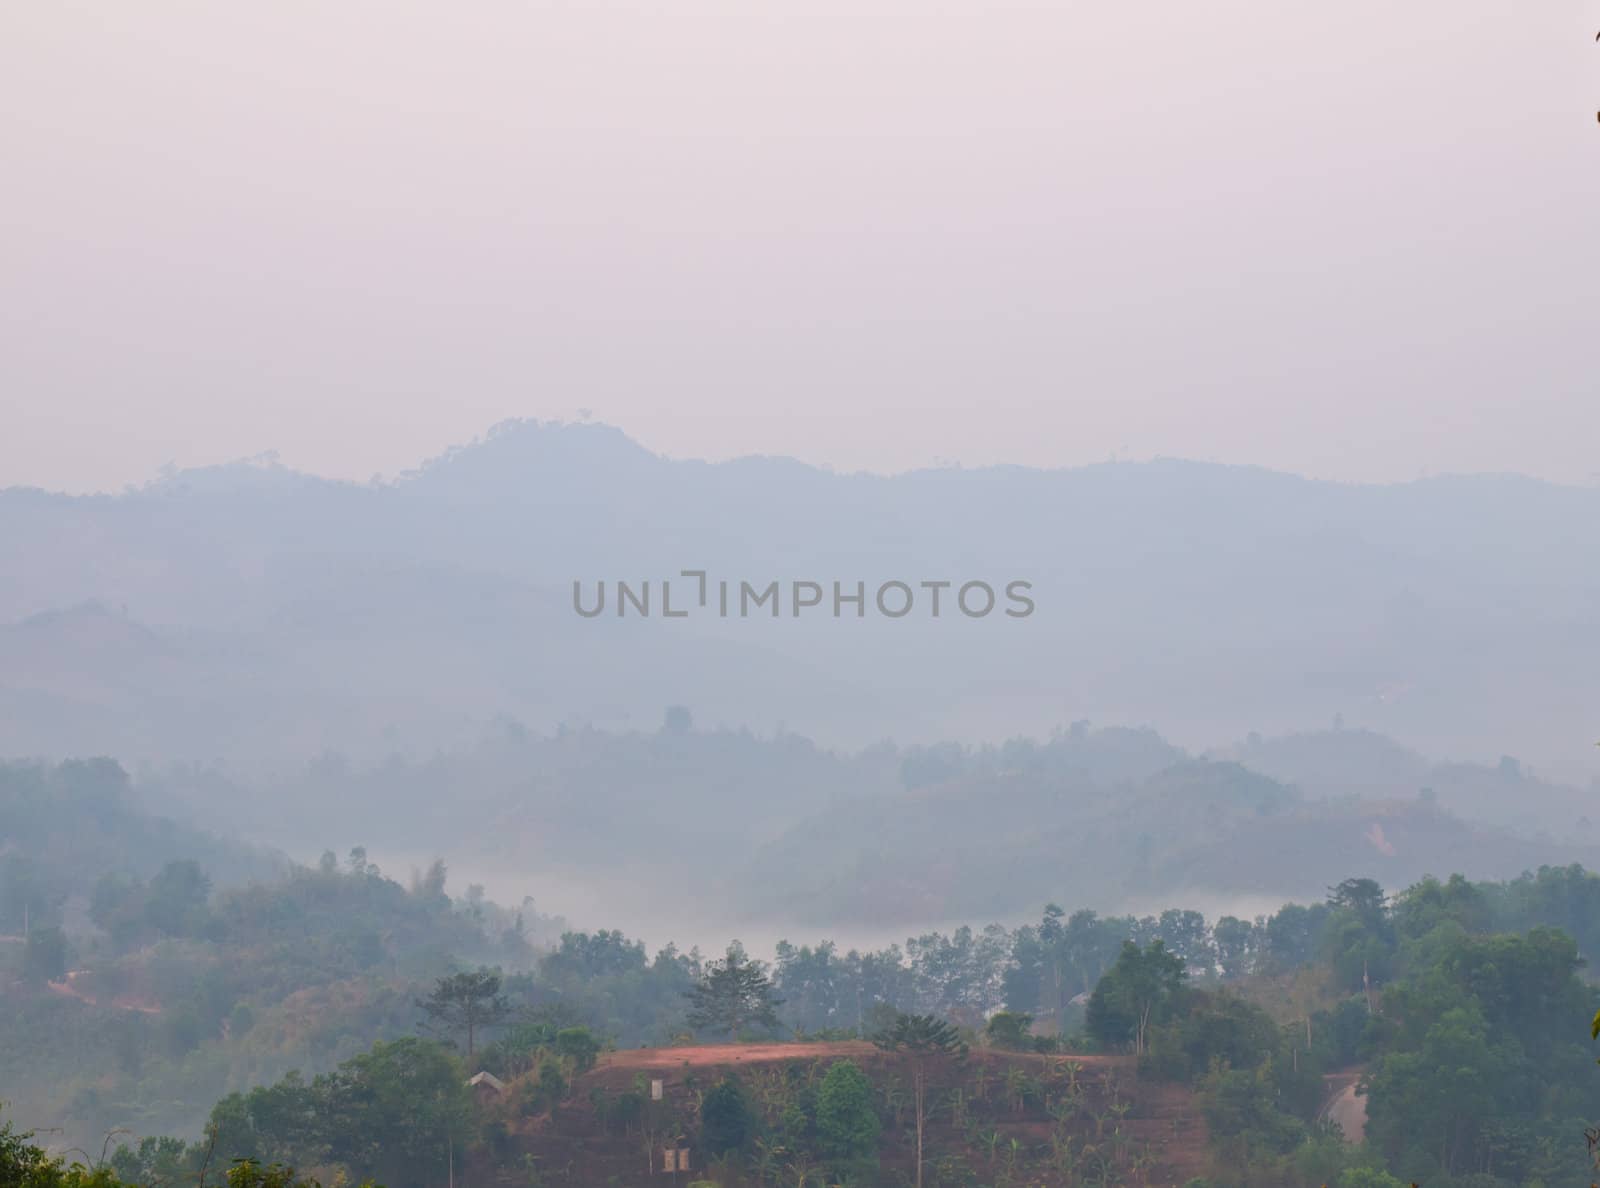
1 420 1596 784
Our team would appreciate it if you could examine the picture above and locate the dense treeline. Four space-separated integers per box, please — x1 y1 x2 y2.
1078 877 1600 1185
0 759 563 1149
7 859 1600 1184
6 759 1600 1184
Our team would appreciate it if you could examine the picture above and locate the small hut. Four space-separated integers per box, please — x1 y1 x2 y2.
467 1070 507 1105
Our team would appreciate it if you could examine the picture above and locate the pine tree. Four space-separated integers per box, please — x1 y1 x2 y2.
684 943 783 1037
417 969 510 1060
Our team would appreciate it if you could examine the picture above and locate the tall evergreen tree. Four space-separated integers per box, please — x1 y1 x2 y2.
685 943 782 1036
417 968 510 1060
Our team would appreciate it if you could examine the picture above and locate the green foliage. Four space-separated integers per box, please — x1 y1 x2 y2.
203 1037 470 1188
1197 1065 1307 1161
1262 901 1332 973
14 757 1600 1188
552 1026 600 1073
1212 915 1259 979
521 1057 568 1116
1354 923 1595 1182
1145 990 1305 1089
325 1037 473 1185
85 860 219 949
107 1134 189 1185
144 860 214 938
222 1161 339 1188
417 968 510 1059
699 1075 755 1156
534 933 698 1042
1085 940 1185 1054
1086 869 1600 1184
1332 1169 1410 1188
983 1011 1032 1050
1 1117 69 1188
871 1012 964 1056
684 943 783 1037
814 1060 880 1159
2 1114 342 1188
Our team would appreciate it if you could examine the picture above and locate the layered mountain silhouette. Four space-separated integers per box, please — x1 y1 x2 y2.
1 419 1596 781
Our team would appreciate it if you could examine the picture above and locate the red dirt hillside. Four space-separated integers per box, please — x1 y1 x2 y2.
466 1041 1209 1186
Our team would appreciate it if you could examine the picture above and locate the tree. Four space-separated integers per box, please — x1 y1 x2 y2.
700 1075 755 1156
1004 904 1077 1024
1328 878 1387 923
107 1136 188 1186
1263 902 1332 972
1061 908 1126 997
205 1071 323 1168
1198 1064 1307 1162
774 939 843 1032
527 1057 568 1115
0 1117 68 1188
1364 1007 1501 1176
226 1163 377 1188
417 968 511 1060
684 943 782 1037
815 1060 879 1160
554 1026 600 1073
985 1011 1034 1050
4 1111 361 1188
1086 940 1186 1055
320 1038 473 1188
543 929 648 980
1213 915 1259 979
872 1012 965 1188
144 859 213 936
1155 908 1214 974
1333 1170 1409 1188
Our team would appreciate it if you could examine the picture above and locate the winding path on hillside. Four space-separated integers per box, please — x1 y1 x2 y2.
1318 1069 1367 1143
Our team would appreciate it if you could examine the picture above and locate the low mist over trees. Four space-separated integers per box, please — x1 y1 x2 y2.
102 720 1600 939
6 746 1600 1184
4 786 1600 1184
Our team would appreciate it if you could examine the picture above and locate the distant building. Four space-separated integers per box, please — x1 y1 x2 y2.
467 1070 507 1104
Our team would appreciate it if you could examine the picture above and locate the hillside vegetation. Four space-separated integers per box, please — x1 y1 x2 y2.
5 758 1600 1186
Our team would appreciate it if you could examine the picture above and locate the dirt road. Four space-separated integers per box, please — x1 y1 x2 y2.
1318 1070 1367 1143
47 969 163 1014
599 1040 877 1071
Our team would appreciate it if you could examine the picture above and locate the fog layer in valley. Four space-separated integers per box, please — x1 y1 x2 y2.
3 421 1597 939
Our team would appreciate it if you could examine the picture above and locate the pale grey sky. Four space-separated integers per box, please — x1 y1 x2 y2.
4 1 1599 493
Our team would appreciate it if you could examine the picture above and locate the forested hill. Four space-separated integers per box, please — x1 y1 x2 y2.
6 783 1600 1187
129 724 1600 933
3 419 1599 776
740 741 1600 927
0 758 281 938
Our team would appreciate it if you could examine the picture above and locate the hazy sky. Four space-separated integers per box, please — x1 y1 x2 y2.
5 1 1599 493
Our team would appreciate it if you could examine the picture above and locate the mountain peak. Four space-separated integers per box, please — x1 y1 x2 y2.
400 418 665 495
